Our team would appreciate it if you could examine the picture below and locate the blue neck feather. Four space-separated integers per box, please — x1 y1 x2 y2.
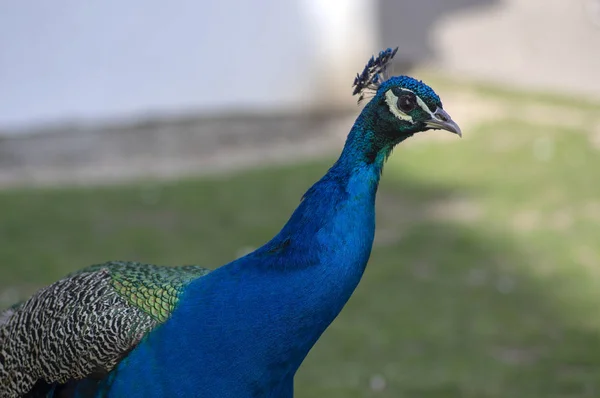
99 106 408 398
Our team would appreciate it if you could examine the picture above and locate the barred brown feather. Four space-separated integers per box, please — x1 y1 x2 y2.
0 261 210 398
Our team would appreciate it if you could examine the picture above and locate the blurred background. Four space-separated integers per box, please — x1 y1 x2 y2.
1 0 600 396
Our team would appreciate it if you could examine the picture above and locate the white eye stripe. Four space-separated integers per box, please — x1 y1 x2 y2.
385 88 436 123
385 90 413 122
415 95 436 119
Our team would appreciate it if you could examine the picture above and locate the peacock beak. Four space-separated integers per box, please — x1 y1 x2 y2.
425 107 462 137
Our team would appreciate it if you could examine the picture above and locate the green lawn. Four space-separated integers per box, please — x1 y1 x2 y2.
2 90 600 397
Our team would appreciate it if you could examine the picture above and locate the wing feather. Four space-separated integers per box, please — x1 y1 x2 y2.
0 261 209 398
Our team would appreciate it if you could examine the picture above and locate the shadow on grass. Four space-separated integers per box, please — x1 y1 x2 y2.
1 159 599 397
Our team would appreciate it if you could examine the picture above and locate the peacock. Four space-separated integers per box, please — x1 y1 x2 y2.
0 48 461 398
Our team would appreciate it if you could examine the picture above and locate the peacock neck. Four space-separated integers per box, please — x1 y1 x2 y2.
257 118 389 262
328 107 412 178
333 114 390 178
263 106 414 253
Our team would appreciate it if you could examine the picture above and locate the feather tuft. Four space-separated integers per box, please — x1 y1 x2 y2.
352 47 398 104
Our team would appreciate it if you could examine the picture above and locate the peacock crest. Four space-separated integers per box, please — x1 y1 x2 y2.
352 47 398 104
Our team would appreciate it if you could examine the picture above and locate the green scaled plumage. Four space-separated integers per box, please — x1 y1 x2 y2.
81 262 211 322
0 261 210 397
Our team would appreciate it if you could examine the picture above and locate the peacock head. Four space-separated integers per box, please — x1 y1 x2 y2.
353 48 461 139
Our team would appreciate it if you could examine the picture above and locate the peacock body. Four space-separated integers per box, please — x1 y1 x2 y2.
0 48 461 398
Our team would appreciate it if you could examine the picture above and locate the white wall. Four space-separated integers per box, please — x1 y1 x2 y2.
0 0 377 130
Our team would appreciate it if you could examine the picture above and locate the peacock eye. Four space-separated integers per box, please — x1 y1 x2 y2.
397 94 416 112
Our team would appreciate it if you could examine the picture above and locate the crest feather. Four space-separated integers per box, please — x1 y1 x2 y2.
352 47 398 104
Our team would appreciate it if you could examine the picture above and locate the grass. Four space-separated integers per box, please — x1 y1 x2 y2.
2 89 600 397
